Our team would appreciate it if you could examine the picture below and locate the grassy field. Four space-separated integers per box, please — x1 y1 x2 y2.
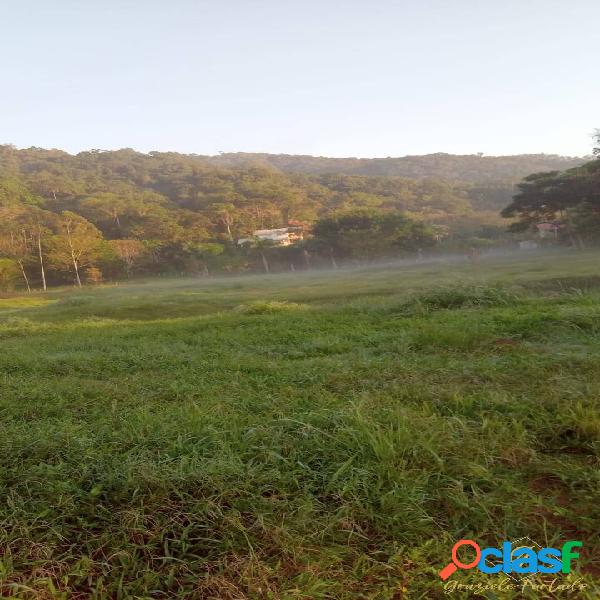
0 250 599 599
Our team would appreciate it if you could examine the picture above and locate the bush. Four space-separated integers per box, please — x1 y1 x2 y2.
233 300 307 314
0 258 19 291
405 284 521 312
85 267 103 284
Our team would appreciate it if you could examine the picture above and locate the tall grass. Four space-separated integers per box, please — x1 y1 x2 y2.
0 251 599 598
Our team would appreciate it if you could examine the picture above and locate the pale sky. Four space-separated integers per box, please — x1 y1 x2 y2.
2 0 598 157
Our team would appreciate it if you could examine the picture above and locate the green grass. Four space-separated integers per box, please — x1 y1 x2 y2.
0 251 599 599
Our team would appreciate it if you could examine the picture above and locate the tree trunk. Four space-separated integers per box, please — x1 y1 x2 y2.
37 234 47 291
72 258 82 287
226 221 233 242
17 260 31 292
66 222 82 287
261 252 270 273
303 249 311 269
330 248 338 269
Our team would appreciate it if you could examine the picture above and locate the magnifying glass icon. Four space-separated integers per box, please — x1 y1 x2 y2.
439 539 481 580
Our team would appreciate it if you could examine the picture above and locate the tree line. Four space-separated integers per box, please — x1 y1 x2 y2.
0 137 596 290
0 145 513 290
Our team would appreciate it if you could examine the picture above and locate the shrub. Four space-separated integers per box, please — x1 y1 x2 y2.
0 258 19 291
233 300 307 314
405 284 521 312
86 267 103 284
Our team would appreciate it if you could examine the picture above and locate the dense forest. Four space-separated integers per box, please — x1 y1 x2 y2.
0 143 596 290
208 152 586 182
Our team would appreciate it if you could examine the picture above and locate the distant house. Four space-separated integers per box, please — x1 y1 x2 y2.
519 240 539 250
238 224 304 247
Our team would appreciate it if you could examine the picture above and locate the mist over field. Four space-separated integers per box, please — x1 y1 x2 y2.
0 249 599 597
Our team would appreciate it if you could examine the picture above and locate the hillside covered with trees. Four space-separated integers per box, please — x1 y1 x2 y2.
209 152 586 182
0 144 593 290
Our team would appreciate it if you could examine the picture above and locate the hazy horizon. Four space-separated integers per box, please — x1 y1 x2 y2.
2 0 599 157
2 143 592 160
